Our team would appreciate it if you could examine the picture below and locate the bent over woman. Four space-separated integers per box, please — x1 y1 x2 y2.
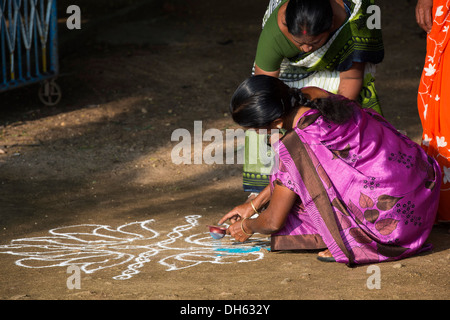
244 0 384 193
220 75 440 265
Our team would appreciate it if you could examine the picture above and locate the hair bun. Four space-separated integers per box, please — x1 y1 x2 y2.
289 88 310 107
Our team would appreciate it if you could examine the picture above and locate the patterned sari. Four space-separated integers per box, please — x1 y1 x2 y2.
269 103 440 265
417 0 450 222
244 0 385 192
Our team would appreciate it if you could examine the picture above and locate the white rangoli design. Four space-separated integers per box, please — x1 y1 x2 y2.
0 215 269 280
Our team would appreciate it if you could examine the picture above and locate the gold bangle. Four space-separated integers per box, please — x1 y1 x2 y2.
250 200 259 214
241 218 253 236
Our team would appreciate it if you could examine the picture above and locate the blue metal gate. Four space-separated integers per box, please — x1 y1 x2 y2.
0 0 61 105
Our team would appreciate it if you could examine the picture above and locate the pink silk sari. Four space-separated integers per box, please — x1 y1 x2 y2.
270 103 441 265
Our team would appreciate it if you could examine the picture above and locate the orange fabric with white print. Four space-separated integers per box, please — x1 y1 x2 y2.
418 0 450 221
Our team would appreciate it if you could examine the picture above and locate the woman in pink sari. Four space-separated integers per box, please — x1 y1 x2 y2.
219 75 440 265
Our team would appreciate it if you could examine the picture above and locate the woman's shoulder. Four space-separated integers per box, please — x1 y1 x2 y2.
260 4 284 39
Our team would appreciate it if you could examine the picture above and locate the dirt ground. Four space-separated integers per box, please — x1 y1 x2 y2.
0 0 449 302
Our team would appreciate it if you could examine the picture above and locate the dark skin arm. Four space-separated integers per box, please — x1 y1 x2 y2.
415 0 434 33
222 183 298 242
254 65 280 78
337 61 365 101
255 62 365 102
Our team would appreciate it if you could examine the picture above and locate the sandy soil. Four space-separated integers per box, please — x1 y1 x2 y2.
0 0 448 301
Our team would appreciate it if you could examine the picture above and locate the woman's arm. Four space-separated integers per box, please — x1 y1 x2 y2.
226 184 298 242
337 61 365 101
254 64 280 78
256 61 364 102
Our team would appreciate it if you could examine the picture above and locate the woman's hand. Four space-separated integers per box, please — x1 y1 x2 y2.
416 0 434 33
219 203 255 243
218 202 256 225
218 186 271 226
226 219 253 243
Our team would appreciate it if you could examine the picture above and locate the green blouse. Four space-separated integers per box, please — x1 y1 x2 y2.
255 0 298 72
254 0 384 74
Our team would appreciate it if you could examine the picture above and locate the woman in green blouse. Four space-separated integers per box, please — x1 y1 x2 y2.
243 0 384 193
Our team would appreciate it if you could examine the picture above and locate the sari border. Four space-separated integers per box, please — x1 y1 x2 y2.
271 234 327 251
282 130 355 265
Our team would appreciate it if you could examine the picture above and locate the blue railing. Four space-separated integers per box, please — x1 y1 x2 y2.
0 0 59 104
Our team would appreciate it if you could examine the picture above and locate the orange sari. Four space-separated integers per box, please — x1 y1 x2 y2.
418 0 450 221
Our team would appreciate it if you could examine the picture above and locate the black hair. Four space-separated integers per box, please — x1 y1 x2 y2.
230 75 355 128
285 0 333 36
